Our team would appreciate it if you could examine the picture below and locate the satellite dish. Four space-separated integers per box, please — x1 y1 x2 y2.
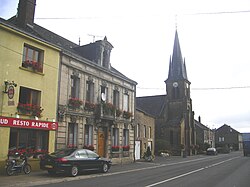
101 93 106 101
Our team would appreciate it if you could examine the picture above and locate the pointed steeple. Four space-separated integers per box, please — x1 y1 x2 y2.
167 30 188 81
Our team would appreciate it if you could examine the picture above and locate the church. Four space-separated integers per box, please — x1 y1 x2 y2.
136 30 196 156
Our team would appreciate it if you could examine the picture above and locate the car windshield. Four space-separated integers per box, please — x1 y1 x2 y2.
51 148 76 157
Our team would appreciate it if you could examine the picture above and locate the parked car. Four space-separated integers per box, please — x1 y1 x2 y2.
206 148 217 155
40 148 112 177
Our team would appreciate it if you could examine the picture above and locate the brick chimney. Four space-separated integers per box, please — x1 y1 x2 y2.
17 0 36 27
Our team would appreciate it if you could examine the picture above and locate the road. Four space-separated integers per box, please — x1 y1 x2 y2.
33 151 249 187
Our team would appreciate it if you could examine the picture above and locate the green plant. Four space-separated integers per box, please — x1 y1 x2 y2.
68 98 83 108
84 101 96 111
17 103 43 117
122 145 130 151
116 109 122 117
103 102 115 115
111 145 120 152
123 111 133 119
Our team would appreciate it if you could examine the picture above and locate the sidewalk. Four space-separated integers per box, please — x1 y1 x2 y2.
0 156 189 187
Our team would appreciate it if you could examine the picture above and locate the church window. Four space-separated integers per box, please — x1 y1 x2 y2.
173 87 180 99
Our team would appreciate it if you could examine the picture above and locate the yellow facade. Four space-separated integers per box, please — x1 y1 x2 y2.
0 23 60 168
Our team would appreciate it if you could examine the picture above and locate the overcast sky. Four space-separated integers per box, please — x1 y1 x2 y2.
1 0 250 133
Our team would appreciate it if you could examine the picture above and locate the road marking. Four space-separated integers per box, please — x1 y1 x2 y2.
145 156 240 187
145 168 205 187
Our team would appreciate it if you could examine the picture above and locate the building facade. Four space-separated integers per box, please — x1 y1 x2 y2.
195 117 215 151
215 124 243 152
0 0 60 172
57 37 137 164
134 109 155 160
1 0 137 173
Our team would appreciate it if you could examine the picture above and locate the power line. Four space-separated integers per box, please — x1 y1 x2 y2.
187 10 250 15
137 86 250 91
192 86 250 90
34 10 250 20
0 43 58 70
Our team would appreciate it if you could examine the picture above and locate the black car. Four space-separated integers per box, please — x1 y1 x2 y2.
40 148 112 177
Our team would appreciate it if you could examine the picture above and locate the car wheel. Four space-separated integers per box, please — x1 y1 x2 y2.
101 162 109 173
47 170 56 175
70 166 78 177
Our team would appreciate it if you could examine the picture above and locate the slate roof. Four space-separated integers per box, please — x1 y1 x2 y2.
1 16 136 84
216 124 240 134
166 30 188 81
136 95 166 117
194 119 210 130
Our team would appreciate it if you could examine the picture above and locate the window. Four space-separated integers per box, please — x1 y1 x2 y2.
123 129 129 146
68 123 78 147
8 128 48 157
22 44 44 73
71 75 80 99
101 86 108 102
113 90 119 108
123 94 129 111
84 125 93 146
86 149 99 158
102 50 110 68
19 87 40 105
148 127 152 139
77 150 88 158
86 81 94 103
112 128 119 146
18 87 42 117
219 137 225 142
173 87 180 99
144 125 147 138
136 124 140 138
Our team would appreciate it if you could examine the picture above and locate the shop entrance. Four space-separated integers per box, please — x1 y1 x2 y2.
98 128 106 157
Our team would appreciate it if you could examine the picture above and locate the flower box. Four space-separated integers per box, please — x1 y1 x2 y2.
123 111 133 119
23 60 43 72
103 102 115 116
122 145 130 151
17 103 43 117
111 146 120 152
68 98 83 108
84 101 96 112
116 109 122 117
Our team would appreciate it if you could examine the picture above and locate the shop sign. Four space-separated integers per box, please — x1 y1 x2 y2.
8 85 15 99
0 116 58 131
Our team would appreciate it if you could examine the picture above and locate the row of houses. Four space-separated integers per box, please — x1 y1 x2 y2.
0 0 246 174
0 0 156 174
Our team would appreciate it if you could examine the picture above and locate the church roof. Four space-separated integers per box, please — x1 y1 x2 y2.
167 30 188 81
136 95 166 117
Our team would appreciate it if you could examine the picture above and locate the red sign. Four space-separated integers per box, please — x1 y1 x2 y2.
8 85 15 99
0 116 58 131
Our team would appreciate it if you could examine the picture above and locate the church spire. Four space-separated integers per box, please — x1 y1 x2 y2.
167 30 188 81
